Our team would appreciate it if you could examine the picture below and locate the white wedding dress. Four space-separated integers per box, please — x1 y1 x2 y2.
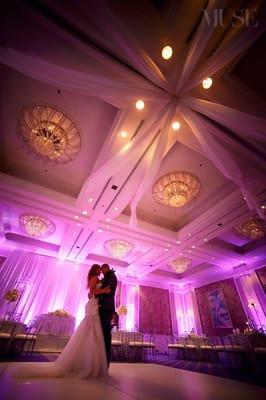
13 286 108 379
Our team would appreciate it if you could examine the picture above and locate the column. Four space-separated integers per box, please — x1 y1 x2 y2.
234 273 266 329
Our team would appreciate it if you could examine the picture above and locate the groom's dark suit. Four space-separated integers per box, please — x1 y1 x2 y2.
98 269 117 366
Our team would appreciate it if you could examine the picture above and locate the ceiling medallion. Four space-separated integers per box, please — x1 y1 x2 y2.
152 171 200 208
17 104 81 163
19 214 55 238
168 257 192 274
104 239 134 259
234 217 266 240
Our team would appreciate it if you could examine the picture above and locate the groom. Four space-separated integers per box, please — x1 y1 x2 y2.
99 263 117 366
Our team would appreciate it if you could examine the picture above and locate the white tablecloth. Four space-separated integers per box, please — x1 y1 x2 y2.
36 314 75 335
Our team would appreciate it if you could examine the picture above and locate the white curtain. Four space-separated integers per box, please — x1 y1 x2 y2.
0 250 89 326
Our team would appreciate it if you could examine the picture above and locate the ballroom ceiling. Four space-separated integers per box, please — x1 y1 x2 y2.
0 0 265 290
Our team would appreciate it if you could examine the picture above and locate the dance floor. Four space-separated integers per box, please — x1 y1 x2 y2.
1 362 266 400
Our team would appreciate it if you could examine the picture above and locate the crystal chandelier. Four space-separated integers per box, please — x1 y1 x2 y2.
234 217 266 240
17 104 81 163
104 239 134 259
168 257 192 273
152 171 200 208
20 214 55 238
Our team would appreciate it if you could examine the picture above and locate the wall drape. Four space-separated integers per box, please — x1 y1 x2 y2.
139 285 172 335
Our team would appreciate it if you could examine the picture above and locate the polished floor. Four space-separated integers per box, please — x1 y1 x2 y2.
1 362 266 400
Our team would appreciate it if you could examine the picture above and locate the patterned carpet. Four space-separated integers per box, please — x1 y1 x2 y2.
1 353 265 387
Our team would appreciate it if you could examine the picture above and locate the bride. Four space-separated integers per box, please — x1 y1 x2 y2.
14 264 111 379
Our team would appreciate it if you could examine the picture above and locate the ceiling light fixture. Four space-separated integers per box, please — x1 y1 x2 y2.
234 217 266 240
202 77 213 89
152 171 200 208
120 131 128 138
20 214 55 238
82 210 88 215
104 239 134 259
172 121 181 130
135 100 145 110
168 257 191 274
17 104 81 163
162 45 173 60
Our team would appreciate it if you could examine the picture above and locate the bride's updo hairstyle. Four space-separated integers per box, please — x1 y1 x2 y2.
87 264 100 287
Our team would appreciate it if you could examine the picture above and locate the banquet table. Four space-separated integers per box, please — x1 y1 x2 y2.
36 314 75 336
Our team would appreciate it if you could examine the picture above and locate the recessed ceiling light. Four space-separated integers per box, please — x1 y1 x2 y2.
74 215 79 220
162 45 173 60
82 210 88 215
98 229 103 233
188 249 191 253
164 248 169 252
188 233 192 237
120 131 128 138
176 241 181 245
92 237 96 240
261 205 266 209
88 198 93 203
204 238 208 242
172 121 181 130
113 207 118 211
192 245 196 249
202 77 213 89
167 244 171 247
106 218 110 222
135 100 145 110
107 225 111 229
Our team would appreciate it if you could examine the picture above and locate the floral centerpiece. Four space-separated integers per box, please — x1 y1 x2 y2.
4 289 21 302
49 309 70 317
117 305 128 316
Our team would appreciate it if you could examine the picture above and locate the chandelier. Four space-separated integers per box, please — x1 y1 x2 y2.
20 214 55 238
104 239 134 259
17 104 81 163
234 217 266 240
152 171 200 208
168 257 192 273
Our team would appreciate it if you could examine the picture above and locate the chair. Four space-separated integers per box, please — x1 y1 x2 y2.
128 332 144 362
0 319 16 357
184 336 199 361
11 319 42 355
199 336 215 362
142 333 156 361
167 335 179 357
111 330 123 361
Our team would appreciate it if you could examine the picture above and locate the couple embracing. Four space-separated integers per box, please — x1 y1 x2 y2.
14 263 117 379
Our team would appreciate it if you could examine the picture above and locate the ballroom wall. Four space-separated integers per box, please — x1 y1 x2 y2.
195 278 247 336
256 266 266 293
139 285 172 335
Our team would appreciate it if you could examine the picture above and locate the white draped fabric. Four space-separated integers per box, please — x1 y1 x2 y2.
0 250 88 326
0 0 265 225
